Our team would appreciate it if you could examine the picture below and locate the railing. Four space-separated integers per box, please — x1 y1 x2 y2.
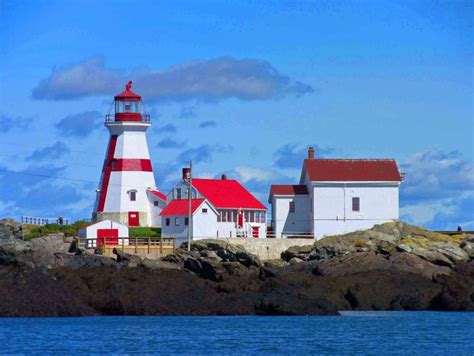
105 113 151 124
21 216 72 226
79 236 176 257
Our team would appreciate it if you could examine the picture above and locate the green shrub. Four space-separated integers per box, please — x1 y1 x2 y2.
24 220 90 240
129 227 161 238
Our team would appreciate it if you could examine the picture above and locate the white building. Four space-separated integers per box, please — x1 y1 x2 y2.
161 169 268 242
269 147 403 239
78 219 129 248
92 81 166 227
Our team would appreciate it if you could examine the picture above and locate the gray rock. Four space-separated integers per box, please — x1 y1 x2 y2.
289 257 304 265
411 248 454 267
281 245 313 261
397 244 412 253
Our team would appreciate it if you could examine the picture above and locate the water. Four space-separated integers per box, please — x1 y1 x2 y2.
0 312 472 355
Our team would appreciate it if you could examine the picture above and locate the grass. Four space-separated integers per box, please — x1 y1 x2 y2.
24 220 90 240
129 227 161 238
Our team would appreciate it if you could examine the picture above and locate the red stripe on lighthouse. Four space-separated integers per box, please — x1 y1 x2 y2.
97 135 118 212
113 159 153 171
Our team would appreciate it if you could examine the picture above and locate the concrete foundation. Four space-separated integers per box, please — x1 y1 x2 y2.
216 238 315 261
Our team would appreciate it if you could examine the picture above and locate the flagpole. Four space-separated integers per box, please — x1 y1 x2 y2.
187 160 192 252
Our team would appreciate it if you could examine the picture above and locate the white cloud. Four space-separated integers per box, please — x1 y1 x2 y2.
32 56 313 102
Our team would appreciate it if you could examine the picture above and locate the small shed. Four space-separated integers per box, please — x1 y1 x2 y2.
78 219 129 248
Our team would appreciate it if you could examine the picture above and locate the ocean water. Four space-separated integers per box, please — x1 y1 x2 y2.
0 312 472 355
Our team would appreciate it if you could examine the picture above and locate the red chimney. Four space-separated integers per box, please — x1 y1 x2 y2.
182 167 191 181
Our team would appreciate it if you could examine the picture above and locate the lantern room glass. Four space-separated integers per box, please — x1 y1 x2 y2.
115 100 140 114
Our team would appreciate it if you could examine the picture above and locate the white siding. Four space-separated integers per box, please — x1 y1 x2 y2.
272 195 311 238
312 183 399 238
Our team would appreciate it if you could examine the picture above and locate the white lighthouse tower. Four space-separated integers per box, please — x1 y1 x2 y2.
93 81 166 227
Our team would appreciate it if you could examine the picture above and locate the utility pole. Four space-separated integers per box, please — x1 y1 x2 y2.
187 160 193 252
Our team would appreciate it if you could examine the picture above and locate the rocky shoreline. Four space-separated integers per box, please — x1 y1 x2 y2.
0 219 472 317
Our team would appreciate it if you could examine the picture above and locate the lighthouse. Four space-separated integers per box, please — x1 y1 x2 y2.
92 81 166 227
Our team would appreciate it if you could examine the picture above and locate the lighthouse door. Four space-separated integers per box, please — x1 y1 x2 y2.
128 212 139 227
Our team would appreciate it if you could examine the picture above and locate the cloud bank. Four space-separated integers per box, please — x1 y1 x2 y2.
32 56 314 102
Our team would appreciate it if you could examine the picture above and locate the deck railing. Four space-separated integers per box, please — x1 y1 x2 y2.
79 236 176 257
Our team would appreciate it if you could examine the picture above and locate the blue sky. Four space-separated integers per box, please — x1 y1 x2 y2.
0 0 472 230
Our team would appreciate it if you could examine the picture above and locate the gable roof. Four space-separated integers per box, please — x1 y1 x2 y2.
160 199 207 216
270 185 309 196
148 189 167 201
303 159 402 182
192 178 266 210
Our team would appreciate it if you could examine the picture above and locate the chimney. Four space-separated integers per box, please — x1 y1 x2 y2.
308 146 315 159
182 167 191 181
221 174 227 180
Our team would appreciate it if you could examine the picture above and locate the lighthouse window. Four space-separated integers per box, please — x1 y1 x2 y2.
129 190 137 201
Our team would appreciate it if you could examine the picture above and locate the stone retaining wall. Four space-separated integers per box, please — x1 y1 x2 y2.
216 238 315 260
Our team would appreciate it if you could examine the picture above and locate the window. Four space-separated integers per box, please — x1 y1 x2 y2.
289 201 295 213
165 218 170 226
176 188 182 200
249 211 255 223
154 201 159 207
175 218 180 226
130 190 136 201
222 210 228 222
352 197 360 212
202 208 208 213
261 212 266 223
185 217 189 226
232 211 237 223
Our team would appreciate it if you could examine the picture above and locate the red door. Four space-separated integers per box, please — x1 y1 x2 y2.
97 228 119 247
128 211 139 226
252 226 259 238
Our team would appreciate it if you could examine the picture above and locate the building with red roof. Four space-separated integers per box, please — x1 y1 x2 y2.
161 170 267 243
269 147 403 239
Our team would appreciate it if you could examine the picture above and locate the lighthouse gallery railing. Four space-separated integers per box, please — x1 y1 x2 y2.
105 113 151 124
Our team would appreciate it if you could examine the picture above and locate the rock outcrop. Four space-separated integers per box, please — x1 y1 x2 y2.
0 220 473 316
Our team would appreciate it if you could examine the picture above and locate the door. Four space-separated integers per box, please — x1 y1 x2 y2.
97 228 119 247
252 226 259 238
128 211 139 226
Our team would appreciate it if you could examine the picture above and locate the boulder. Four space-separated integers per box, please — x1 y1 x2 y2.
113 248 142 267
281 245 313 261
181 239 261 268
53 253 116 269
0 219 23 240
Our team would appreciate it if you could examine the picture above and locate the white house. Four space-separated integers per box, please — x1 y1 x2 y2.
161 169 268 242
78 219 129 248
269 147 403 239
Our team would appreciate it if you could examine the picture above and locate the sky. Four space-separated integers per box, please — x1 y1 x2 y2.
0 0 472 230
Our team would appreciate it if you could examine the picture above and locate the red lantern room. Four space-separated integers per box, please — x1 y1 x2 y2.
107 81 150 123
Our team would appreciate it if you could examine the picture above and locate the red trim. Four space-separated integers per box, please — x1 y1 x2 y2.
149 190 167 201
97 135 118 212
112 159 153 172
115 113 142 121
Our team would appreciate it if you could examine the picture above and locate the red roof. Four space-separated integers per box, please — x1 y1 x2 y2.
270 185 308 195
114 81 141 101
192 178 266 210
149 189 167 201
160 199 205 216
304 159 402 182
